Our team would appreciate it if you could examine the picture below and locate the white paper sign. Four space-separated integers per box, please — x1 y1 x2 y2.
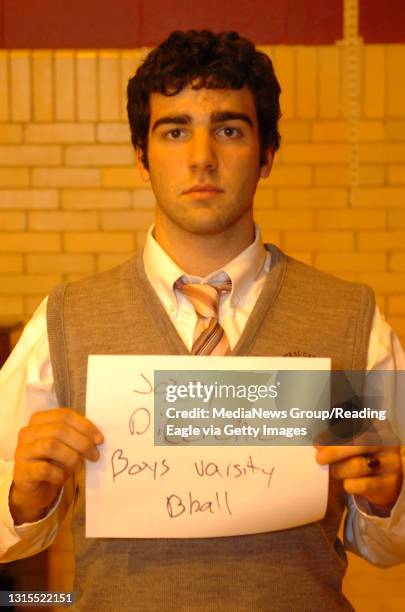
86 355 329 538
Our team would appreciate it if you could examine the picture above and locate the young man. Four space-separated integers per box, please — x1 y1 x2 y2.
0 30 404 610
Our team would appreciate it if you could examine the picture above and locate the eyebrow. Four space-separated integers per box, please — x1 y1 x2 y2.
151 111 254 132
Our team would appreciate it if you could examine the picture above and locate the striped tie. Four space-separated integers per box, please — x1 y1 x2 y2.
175 278 232 355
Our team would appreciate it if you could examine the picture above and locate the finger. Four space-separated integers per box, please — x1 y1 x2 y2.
330 455 384 480
23 460 66 487
316 445 382 465
18 423 100 462
343 472 400 499
16 439 95 474
29 409 103 444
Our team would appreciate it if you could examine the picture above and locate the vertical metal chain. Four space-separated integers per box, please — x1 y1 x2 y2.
343 0 362 204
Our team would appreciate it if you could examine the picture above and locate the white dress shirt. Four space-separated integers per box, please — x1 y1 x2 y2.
1 225 405 565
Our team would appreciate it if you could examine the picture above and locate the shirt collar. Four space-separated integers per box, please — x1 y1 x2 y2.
143 224 268 313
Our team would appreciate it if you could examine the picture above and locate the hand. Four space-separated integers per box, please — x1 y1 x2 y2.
10 408 104 525
315 444 403 510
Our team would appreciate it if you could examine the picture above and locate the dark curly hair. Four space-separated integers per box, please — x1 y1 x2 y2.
127 30 281 169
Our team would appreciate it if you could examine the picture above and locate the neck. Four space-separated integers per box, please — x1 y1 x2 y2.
154 212 255 277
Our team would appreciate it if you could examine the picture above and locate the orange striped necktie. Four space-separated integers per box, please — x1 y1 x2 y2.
175 278 232 355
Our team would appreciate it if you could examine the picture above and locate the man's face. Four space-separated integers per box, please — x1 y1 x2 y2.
138 84 273 236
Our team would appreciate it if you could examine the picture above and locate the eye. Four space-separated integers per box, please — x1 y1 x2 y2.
217 126 241 138
165 128 187 140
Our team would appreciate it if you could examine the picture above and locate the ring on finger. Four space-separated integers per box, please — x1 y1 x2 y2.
364 453 381 474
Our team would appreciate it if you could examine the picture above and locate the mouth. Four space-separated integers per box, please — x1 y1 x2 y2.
183 185 224 199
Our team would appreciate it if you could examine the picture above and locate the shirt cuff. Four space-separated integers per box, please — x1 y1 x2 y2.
0 463 63 561
352 476 405 524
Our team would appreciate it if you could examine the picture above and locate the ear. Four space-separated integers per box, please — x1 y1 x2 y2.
136 147 151 183
259 147 274 179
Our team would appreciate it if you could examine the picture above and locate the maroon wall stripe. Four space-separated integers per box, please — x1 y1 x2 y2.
140 0 342 46
1 0 342 48
360 0 405 43
0 0 5 48
2 0 141 48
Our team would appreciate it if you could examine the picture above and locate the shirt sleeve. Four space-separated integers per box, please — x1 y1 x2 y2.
0 297 69 562
343 305 405 566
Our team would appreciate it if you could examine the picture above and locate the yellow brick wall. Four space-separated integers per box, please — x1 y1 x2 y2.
1 42 405 612
0 45 404 345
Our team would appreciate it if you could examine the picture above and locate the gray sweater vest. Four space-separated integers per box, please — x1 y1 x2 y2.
47 245 375 611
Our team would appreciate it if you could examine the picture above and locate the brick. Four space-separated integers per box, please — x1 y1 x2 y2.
359 273 405 293
359 144 405 163
10 51 31 121
0 233 60 252
385 121 405 141
319 46 341 119
282 144 350 164
312 121 384 142
102 167 147 188
0 169 30 188
316 209 385 229
387 46 405 118
100 211 154 231
29 211 98 231
99 52 121 121
24 296 48 317
77 52 97 121
132 189 156 209
0 146 62 166
0 255 24 273
26 123 94 144
65 145 134 166
27 254 95 274
358 232 405 251
386 316 405 340
61 189 131 209
254 209 314 229
352 188 405 208
0 52 9 121
314 165 384 187
0 125 23 144
97 253 132 272
284 231 354 251
315 252 386 272
97 123 131 143
0 212 26 230
272 47 295 119
296 47 317 119
32 168 100 188
253 188 275 208
0 190 58 209
278 188 347 208
279 121 310 142
364 45 385 119
388 295 405 315
390 254 405 271
260 165 311 187
33 51 53 121
388 210 405 229
120 50 143 120
55 51 75 121
0 296 24 315
388 166 405 185
64 232 134 253
0 275 62 295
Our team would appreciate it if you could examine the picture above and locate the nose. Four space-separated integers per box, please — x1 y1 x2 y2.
188 130 218 173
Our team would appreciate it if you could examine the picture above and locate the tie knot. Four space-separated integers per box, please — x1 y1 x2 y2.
175 278 232 318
